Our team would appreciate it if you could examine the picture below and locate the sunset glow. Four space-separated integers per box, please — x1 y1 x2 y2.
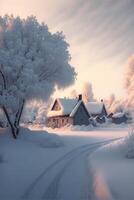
1 0 134 99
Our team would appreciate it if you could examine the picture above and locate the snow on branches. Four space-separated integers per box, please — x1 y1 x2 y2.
0 15 76 138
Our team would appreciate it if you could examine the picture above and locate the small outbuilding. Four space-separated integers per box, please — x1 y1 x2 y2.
112 112 128 124
85 101 107 118
46 95 90 128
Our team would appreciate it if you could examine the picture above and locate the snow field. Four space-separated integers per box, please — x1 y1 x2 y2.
90 131 134 200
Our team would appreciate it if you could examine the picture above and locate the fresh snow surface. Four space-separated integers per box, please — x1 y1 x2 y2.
90 135 134 200
86 102 104 115
19 128 63 148
47 98 78 117
124 128 134 158
0 125 129 200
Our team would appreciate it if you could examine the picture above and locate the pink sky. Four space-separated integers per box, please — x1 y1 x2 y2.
1 0 134 100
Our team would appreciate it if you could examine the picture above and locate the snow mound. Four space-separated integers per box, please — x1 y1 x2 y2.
124 128 134 158
18 128 63 148
89 139 129 200
57 124 94 131
0 127 63 148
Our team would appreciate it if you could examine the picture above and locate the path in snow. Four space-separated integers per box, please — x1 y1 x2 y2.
22 138 120 200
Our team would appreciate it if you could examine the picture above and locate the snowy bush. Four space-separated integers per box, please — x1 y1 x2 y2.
125 128 134 158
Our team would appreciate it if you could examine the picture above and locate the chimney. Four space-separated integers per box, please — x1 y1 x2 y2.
78 94 82 101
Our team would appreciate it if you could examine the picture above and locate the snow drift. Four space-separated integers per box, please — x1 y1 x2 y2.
124 128 134 158
0 127 63 148
89 129 134 200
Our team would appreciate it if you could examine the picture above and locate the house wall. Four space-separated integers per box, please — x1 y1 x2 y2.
73 103 90 125
46 116 73 128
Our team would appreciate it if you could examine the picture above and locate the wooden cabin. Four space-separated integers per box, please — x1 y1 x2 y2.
46 95 90 128
112 112 128 124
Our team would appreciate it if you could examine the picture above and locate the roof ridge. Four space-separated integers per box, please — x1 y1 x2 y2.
70 100 82 117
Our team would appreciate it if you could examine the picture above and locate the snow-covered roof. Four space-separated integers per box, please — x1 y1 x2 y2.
112 112 125 118
47 98 80 117
70 100 82 117
85 102 104 115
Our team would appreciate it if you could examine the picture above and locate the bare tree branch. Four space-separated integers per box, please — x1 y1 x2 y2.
0 64 6 90
2 106 17 139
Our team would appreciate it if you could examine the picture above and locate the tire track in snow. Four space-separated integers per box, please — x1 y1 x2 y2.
22 138 121 199
42 145 100 200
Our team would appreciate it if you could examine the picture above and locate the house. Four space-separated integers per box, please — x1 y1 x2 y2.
85 101 107 118
112 112 128 124
46 95 90 128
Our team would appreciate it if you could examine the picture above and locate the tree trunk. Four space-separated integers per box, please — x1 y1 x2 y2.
14 99 25 136
2 106 17 139
0 66 25 139
2 99 25 139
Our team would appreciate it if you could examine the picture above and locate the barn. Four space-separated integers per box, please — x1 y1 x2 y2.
112 112 128 124
46 95 90 128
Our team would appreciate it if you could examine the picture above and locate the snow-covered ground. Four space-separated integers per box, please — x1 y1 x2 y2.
90 132 134 200
0 125 130 200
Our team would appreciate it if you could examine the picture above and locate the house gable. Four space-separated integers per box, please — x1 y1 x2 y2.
73 102 90 125
86 102 107 117
51 99 61 111
100 105 107 117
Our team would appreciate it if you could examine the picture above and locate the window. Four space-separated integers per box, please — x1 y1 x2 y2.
62 119 64 123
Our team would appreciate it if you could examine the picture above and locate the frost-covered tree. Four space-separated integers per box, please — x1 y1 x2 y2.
21 100 39 123
22 99 51 124
82 82 94 103
105 93 115 112
34 100 50 124
108 94 115 108
0 15 76 138
70 89 77 99
124 55 134 107
110 100 124 113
